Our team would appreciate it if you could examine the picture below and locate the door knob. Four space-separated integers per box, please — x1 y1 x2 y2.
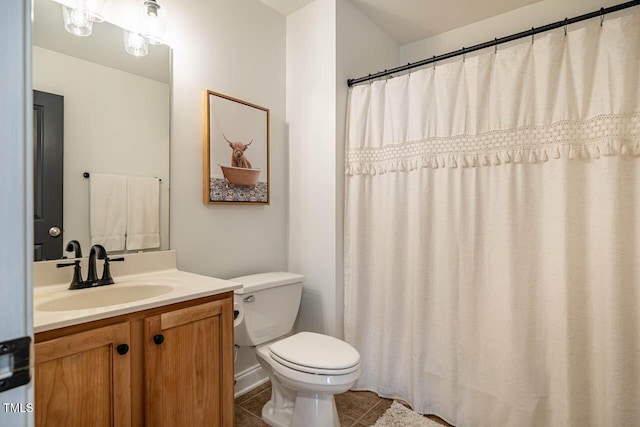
116 344 129 355
153 334 164 345
48 226 61 237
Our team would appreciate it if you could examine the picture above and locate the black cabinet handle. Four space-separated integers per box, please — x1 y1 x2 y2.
153 334 164 345
116 344 129 355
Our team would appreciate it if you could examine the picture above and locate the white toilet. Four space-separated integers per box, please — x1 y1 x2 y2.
232 272 361 427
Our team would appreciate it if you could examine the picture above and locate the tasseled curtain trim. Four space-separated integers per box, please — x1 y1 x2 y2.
346 113 640 176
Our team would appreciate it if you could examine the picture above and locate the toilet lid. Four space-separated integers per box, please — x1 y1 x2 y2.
269 332 360 374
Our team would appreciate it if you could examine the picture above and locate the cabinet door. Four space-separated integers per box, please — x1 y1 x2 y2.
35 322 132 427
144 298 234 427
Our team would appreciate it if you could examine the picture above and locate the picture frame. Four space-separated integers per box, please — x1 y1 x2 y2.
203 90 270 205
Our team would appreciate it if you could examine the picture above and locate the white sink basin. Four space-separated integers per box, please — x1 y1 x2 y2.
36 284 174 312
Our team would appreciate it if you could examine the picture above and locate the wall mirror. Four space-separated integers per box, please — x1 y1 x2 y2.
32 0 171 261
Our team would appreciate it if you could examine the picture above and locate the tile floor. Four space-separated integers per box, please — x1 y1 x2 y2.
234 381 454 427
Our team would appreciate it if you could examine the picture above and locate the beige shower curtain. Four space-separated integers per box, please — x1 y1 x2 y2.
344 13 640 427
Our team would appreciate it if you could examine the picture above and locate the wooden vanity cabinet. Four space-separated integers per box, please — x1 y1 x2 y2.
34 292 235 427
144 298 235 427
34 322 132 427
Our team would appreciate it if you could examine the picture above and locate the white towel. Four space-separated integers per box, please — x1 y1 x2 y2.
90 173 127 251
126 176 160 250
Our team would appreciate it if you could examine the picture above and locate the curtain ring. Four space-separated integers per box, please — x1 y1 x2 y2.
564 18 568 36
600 7 605 27
494 38 498 54
432 56 436 70
531 27 535 44
462 47 466 62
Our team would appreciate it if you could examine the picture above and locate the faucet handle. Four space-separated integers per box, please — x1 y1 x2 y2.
57 260 84 290
100 256 125 286
56 262 75 267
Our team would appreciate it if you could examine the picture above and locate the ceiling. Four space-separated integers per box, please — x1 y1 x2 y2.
260 0 314 16
259 0 542 45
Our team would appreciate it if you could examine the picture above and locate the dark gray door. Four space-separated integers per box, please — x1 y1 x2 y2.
33 90 64 261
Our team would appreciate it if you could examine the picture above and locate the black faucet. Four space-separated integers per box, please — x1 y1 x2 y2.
86 244 108 286
57 243 125 290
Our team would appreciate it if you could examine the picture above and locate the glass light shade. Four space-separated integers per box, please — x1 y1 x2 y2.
123 30 149 57
142 0 167 45
61 5 93 37
77 0 106 23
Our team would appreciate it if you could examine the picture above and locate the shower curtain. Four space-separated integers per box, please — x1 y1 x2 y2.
344 14 640 427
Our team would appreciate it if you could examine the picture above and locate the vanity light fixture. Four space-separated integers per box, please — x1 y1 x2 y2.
59 0 167 57
123 30 150 57
142 0 167 45
61 4 94 37
61 0 106 37
122 0 167 57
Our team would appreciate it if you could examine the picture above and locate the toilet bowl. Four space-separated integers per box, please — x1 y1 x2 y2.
232 273 361 427
256 332 360 427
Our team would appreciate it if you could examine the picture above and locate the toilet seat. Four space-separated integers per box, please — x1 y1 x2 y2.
269 332 360 375
270 352 359 375
256 343 361 388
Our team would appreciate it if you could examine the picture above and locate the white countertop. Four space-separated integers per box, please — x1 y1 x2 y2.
33 251 242 333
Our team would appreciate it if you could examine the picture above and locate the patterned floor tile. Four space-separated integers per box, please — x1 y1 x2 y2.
234 381 454 427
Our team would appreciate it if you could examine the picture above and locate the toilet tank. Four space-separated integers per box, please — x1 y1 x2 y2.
232 272 304 347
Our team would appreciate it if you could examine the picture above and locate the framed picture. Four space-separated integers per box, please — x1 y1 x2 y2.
203 90 270 205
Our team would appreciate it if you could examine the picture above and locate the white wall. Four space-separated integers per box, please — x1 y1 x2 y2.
33 47 170 254
165 0 287 378
167 0 287 279
401 0 632 63
287 0 398 338
287 0 338 335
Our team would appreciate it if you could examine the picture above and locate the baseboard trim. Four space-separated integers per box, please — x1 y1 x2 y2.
234 364 269 398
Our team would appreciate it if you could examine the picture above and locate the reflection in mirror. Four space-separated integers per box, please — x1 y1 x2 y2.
32 0 171 261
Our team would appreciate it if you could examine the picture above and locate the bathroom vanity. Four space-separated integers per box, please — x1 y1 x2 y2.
33 251 240 427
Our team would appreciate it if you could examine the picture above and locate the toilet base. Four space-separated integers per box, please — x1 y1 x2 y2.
291 391 340 427
262 400 292 427
262 391 340 427
254 338 358 427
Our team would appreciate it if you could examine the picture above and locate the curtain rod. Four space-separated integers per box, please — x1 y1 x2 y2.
347 0 640 87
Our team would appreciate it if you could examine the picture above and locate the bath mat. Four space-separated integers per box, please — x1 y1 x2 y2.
372 401 444 427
